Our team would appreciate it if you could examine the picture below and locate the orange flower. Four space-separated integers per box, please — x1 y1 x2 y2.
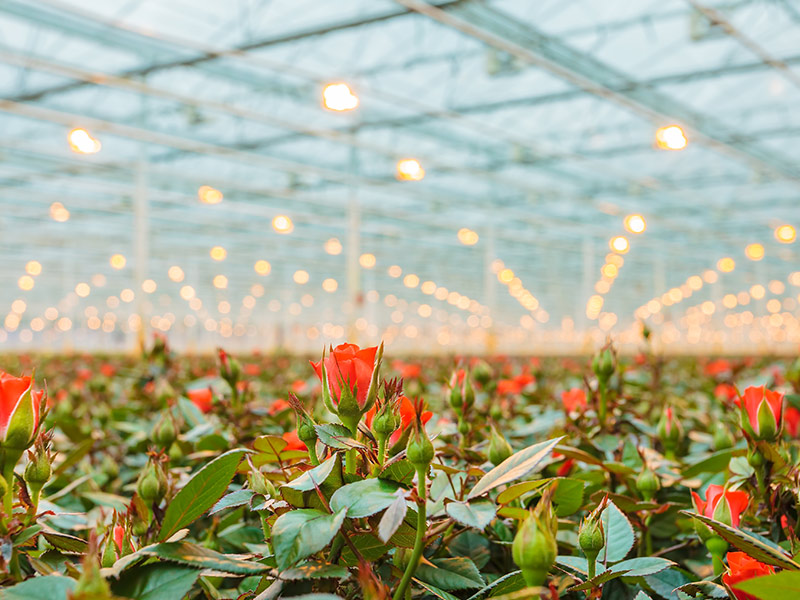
722 552 774 600
705 359 732 377
736 386 784 441
187 388 213 413
0 371 44 450
282 430 307 452
561 388 587 413
785 406 800 438
244 363 261 376
269 399 291 416
714 383 738 402
691 484 749 528
310 343 378 408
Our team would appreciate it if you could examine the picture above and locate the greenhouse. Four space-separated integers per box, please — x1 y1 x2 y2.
0 1 798 599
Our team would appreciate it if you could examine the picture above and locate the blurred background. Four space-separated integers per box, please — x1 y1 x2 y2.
1 0 799 355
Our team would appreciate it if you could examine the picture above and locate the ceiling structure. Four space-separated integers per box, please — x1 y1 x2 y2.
1 0 799 354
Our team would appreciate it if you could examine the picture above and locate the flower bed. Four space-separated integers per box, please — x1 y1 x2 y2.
0 340 798 600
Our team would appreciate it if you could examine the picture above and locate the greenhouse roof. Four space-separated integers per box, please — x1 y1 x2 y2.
1 0 799 353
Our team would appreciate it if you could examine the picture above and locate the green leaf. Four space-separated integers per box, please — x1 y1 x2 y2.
378 489 408 543
610 557 675 577
675 581 729 598
633 593 653 600
567 569 629 592
446 500 496 530
82 491 129 511
413 579 461 600
281 596 344 600
284 455 338 492
177 396 207 429
41 532 88 555
379 459 416 485
330 478 401 518
467 437 562 500
280 561 350 581
111 562 199 600
732 571 800 599
682 448 743 479
340 533 390 566
315 424 365 450
495 480 549 505
682 511 800 570
553 478 585 516
597 500 635 563
556 555 589 576
140 541 269 575
272 509 346 571
450 531 490 569
415 557 485 591
0 575 75 600
466 571 523 600
160 449 248 540
210 489 255 515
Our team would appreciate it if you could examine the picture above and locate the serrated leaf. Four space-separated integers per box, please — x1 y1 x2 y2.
284 455 338 492
466 570 523 600
0 575 75 600
378 489 408 543
272 509 346 571
140 541 268 575
415 557 485 591
315 424 365 450
280 562 350 581
41 531 88 555
379 459 416 485
160 449 248 540
610 557 675 577
210 489 255 515
675 581 729 598
567 569 629 592
413 579 461 600
733 570 800 599
446 500 496 530
556 555 589 576
340 533 390 566
597 500 635 563
110 562 199 600
330 478 401 518
467 437 562 500
683 511 800 570
682 448 743 479
633 592 653 600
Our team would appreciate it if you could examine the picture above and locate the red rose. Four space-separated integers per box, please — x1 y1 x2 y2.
269 399 291 416
187 388 214 413
561 388 587 413
282 430 307 452
784 406 800 437
310 343 378 408
691 484 749 527
0 371 44 451
705 359 732 377
244 364 261 376
722 552 775 600
736 386 784 441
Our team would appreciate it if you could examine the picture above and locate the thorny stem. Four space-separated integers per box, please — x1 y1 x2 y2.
392 465 428 600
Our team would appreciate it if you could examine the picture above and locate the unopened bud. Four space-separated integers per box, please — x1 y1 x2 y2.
712 422 734 451
136 459 167 504
512 508 557 588
406 421 434 470
636 466 660 501
153 414 178 448
488 425 512 466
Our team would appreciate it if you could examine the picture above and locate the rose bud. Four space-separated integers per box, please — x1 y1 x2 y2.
512 503 558 588
153 414 178 449
592 347 615 383
722 552 775 600
462 374 475 411
406 399 434 472
488 424 513 466
0 371 45 456
136 458 168 505
692 484 749 529
24 431 53 510
657 406 682 459
311 342 383 436
471 360 492 387
736 386 784 442
287 393 319 464
636 465 660 501
447 370 463 414
578 498 607 578
712 422 735 451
